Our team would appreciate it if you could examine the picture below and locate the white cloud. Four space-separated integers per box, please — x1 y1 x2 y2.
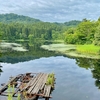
0 0 100 22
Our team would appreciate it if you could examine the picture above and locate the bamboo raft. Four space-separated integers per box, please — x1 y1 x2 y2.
0 72 55 100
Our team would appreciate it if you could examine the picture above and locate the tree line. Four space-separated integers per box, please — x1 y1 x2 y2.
0 13 81 42
0 22 66 41
64 18 100 46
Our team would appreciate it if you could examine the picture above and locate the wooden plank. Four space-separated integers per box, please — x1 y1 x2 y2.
20 73 39 92
0 93 17 97
0 72 54 99
0 74 21 94
29 73 41 86
38 73 48 91
43 85 47 95
31 73 45 94
28 73 43 93
20 76 36 91
47 86 51 97
27 73 43 93
44 85 51 97
21 73 48 94
12 88 20 96
32 74 45 93
32 73 48 95
45 97 49 100
40 74 48 90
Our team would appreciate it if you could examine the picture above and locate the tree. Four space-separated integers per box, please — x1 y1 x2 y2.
94 25 100 46
74 20 96 44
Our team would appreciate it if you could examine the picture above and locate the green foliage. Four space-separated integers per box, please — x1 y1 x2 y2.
64 19 97 45
17 92 21 100
0 13 81 42
7 84 12 100
65 34 77 44
7 84 20 100
46 73 55 88
1 13 98 45
0 21 65 41
94 25 100 46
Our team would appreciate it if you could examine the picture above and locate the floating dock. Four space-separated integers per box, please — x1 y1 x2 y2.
0 72 55 100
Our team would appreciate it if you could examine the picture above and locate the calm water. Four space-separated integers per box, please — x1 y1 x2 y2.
0 41 100 100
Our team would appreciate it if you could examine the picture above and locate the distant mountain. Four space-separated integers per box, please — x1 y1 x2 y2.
0 13 41 23
0 13 81 27
64 20 81 26
53 20 81 27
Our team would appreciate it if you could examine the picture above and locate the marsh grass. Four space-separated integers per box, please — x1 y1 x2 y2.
76 45 100 55
7 84 14 100
46 73 55 88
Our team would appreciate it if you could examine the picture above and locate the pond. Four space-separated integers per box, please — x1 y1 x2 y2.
0 41 100 100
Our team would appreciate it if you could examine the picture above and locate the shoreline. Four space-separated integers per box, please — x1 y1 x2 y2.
41 43 100 59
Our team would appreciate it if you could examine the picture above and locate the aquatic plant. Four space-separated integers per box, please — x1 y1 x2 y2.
46 73 55 88
17 92 20 100
7 84 21 100
7 84 13 100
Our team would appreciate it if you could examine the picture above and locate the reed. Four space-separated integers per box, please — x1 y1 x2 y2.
7 84 21 100
76 44 100 55
7 84 13 100
17 92 21 100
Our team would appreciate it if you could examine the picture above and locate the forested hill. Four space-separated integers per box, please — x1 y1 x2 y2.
0 13 81 26
64 20 81 26
0 13 82 41
0 13 41 23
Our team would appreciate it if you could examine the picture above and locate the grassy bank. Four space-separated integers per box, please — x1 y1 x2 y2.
41 43 100 59
76 45 100 55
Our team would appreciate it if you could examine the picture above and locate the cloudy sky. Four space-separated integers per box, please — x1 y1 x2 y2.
0 0 100 22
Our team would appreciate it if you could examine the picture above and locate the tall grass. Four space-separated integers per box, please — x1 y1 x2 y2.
7 84 20 100
7 84 14 100
76 44 100 55
46 73 55 88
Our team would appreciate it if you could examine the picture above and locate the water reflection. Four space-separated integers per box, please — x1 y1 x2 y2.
91 60 100 89
75 58 94 69
0 41 100 100
75 58 100 89
0 64 3 76
0 41 60 64
0 56 100 100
